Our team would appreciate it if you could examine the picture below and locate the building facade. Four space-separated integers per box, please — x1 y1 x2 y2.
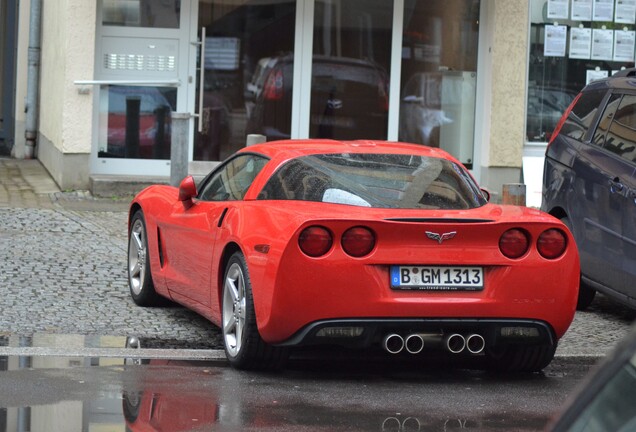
3 1 627 203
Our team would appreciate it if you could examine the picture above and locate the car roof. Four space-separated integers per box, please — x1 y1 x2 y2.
239 139 457 162
584 68 636 92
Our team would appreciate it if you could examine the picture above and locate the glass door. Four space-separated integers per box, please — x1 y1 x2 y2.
92 0 193 176
193 0 297 161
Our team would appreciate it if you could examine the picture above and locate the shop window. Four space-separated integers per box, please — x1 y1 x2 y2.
399 0 480 169
197 1 297 161
307 0 393 141
528 0 636 143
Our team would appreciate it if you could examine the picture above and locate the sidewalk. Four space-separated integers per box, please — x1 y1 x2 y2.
0 157 634 358
0 157 131 211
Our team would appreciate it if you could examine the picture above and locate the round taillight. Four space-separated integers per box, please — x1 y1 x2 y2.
342 226 376 257
499 229 530 259
299 226 333 257
537 228 567 259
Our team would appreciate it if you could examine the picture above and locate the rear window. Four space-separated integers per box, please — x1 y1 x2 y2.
257 153 487 209
559 89 607 140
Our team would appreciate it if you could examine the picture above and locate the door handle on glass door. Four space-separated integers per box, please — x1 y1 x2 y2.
196 27 206 133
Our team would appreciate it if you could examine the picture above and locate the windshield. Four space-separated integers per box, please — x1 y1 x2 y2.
257 153 486 209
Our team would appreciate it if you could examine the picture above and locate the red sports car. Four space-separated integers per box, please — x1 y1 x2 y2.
127 140 579 371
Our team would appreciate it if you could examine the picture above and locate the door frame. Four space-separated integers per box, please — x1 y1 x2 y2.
90 0 194 176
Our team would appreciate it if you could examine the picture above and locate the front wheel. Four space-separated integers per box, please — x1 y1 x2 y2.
128 211 162 306
222 252 288 370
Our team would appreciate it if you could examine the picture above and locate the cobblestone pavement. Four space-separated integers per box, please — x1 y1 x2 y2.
0 158 634 355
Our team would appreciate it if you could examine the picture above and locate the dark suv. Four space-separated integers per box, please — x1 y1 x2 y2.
542 69 636 310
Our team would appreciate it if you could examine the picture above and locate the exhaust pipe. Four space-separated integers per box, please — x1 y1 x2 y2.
444 333 466 354
383 334 405 354
466 334 486 354
405 334 425 354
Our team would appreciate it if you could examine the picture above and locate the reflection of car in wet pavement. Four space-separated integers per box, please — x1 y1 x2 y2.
105 86 175 159
547 323 636 431
127 139 579 372
542 69 636 311
246 55 389 141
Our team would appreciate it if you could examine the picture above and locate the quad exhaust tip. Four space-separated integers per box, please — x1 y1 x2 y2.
382 332 485 355
466 334 486 354
404 334 425 354
383 333 405 354
444 333 466 354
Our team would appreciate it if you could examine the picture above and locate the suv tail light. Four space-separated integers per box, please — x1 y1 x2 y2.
299 226 333 257
342 226 376 257
499 228 530 259
537 229 567 259
263 69 284 101
548 92 581 148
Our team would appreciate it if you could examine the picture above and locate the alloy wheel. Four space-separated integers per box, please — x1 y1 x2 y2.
128 218 147 296
223 262 247 357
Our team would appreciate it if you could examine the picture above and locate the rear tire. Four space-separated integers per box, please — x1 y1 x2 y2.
486 343 556 373
222 252 288 370
577 281 596 311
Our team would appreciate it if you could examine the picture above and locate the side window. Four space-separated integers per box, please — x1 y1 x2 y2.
592 94 622 147
560 89 607 140
198 154 268 201
605 95 636 164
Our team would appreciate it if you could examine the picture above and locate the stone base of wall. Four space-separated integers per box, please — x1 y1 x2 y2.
37 133 90 190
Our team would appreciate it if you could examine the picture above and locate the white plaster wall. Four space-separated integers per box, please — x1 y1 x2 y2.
39 0 95 155
489 0 529 168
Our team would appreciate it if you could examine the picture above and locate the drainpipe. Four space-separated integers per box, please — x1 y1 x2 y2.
24 0 42 159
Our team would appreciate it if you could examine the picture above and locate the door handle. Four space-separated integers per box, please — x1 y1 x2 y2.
609 177 625 194
195 27 207 133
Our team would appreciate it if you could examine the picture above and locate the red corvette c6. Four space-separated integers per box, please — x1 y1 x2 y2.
127 140 579 371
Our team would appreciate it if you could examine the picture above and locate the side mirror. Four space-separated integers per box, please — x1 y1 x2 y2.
481 188 491 202
178 176 197 205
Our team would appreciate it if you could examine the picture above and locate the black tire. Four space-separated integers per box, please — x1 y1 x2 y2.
221 252 288 370
576 280 597 310
560 217 596 310
127 211 162 306
486 343 556 373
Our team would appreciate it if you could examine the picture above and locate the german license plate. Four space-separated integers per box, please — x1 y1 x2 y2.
390 266 484 291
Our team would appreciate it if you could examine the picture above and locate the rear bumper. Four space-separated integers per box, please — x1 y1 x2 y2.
276 318 556 350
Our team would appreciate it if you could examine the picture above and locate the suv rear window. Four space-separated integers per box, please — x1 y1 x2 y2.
560 89 607 140
257 153 487 209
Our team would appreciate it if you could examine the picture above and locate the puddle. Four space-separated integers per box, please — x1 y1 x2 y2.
0 334 588 431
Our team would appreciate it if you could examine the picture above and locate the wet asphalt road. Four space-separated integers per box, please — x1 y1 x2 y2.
0 354 599 431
